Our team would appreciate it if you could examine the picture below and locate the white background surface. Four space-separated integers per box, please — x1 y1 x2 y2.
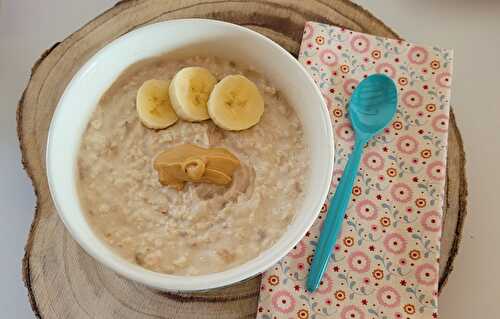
0 1 498 318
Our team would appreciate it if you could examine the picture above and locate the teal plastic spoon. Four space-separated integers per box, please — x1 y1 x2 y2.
307 74 397 292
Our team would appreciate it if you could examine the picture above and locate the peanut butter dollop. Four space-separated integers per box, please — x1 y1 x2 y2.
153 144 240 190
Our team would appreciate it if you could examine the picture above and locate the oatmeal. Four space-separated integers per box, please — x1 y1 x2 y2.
77 56 309 275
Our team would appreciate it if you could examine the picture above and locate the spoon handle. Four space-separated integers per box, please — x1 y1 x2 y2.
307 139 365 292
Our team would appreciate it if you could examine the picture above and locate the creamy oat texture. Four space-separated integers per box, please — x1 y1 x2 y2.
77 56 309 275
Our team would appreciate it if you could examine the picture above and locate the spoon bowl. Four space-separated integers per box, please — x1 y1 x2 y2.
349 74 398 139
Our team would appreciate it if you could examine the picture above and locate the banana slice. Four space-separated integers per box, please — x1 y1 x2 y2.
136 79 178 129
207 75 264 131
169 67 217 122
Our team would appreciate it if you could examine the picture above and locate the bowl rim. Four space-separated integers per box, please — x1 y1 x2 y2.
46 18 334 291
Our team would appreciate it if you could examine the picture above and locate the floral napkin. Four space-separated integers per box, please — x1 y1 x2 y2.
257 22 453 319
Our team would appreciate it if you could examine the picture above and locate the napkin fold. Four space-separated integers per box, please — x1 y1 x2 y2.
257 22 453 319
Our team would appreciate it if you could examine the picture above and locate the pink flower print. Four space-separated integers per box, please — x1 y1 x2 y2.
303 22 314 40
396 135 419 154
271 290 296 313
436 71 452 88
375 63 397 78
336 123 355 142
383 233 407 254
316 273 333 294
376 286 402 308
331 169 344 188
350 34 370 53
356 199 378 220
432 114 449 133
407 46 429 65
319 49 339 66
341 305 365 319
427 160 446 181
347 251 371 273
343 78 359 95
402 90 423 108
363 151 384 171
415 263 438 286
289 240 306 258
390 183 413 203
421 210 442 232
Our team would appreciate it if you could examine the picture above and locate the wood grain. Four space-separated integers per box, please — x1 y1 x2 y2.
17 1 467 318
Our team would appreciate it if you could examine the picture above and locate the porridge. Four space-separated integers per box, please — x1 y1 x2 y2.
77 56 310 275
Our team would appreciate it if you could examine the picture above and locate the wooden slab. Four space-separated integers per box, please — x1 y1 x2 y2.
17 1 467 318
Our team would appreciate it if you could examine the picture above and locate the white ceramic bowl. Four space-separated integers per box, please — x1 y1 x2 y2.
47 19 334 291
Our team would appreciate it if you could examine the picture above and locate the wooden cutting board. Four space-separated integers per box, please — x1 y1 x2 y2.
17 1 467 318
